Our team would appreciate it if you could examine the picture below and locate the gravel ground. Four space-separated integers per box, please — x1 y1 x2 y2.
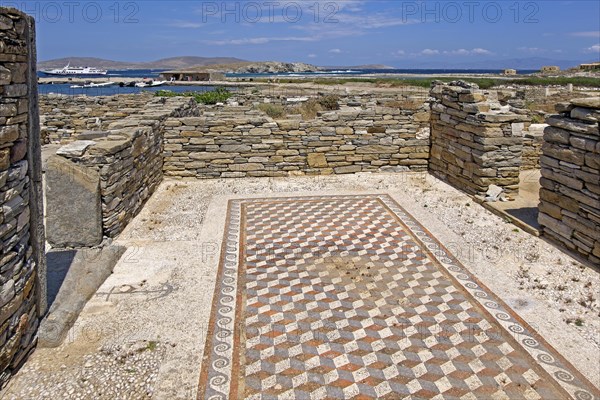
1 172 598 399
1 341 166 400
123 172 599 348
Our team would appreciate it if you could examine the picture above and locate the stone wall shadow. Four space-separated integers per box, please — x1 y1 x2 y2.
45 250 77 309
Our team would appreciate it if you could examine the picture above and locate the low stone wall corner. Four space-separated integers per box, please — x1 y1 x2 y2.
45 95 199 239
538 97 600 265
429 80 530 196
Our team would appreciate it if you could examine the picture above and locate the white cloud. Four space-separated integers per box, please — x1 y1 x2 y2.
517 47 544 54
570 31 600 38
438 48 493 56
420 49 439 55
585 44 600 53
329 48 342 54
169 20 203 29
402 48 493 57
310 0 366 13
443 49 470 56
471 48 492 55
334 13 417 29
308 53 317 58
195 1 367 23
204 36 317 45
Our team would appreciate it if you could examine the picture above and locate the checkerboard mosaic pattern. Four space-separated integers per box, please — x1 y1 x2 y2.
198 195 599 400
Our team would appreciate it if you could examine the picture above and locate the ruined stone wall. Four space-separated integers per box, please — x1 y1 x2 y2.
39 93 154 144
522 124 546 170
538 98 600 265
162 94 431 178
0 7 44 386
53 97 198 237
429 81 529 195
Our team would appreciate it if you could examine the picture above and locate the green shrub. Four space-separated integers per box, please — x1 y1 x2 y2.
193 87 232 104
155 87 232 104
154 90 178 97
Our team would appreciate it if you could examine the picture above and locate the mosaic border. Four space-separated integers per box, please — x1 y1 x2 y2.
197 194 599 400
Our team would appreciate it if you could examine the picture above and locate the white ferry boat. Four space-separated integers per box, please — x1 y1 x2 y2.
41 63 107 76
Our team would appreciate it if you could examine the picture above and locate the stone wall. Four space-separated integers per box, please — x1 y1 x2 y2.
162 93 431 178
40 93 154 144
50 97 198 238
429 81 529 196
0 7 45 386
538 97 600 265
521 124 546 170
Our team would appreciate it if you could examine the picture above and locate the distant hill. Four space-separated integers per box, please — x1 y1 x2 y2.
38 56 248 70
163 61 320 74
40 56 589 72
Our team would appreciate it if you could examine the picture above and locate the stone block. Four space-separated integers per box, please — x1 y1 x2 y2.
543 126 571 145
546 115 598 136
542 143 585 165
585 153 600 169
4 84 27 97
571 98 600 110
571 107 600 123
334 165 361 174
56 140 96 157
336 127 353 135
229 163 263 172
0 103 17 117
132 135 147 157
0 149 10 170
356 145 399 154
478 113 520 123
45 156 102 247
458 93 486 103
277 120 300 130
249 128 271 135
220 144 251 152
413 111 430 122
463 103 490 114
539 213 573 240
0 65 10 85
0 124 19 145
307 153 327 168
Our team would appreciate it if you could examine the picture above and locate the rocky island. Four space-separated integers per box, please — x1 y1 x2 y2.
233 61 320 73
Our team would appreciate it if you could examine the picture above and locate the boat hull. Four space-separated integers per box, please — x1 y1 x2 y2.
41 71 108 76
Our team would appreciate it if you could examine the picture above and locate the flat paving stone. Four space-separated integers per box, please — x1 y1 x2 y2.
198 194 599 400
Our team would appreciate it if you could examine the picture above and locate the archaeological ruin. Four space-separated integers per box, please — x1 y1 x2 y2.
0 7 44 385
0 4 599 399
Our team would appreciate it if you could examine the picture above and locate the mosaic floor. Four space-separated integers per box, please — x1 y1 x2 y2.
198 195 598 400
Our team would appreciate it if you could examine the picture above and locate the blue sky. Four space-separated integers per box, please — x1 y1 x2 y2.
4 0 600 66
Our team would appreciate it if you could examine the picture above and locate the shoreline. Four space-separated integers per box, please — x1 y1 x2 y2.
37 70 599 86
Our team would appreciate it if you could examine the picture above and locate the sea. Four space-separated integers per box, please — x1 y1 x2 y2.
38 68 538 96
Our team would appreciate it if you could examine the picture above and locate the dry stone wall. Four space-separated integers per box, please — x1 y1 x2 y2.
52 97 198 237
538 97 600 265
40 93 154 144
0 7 44 386
429 81 529 195
163 94 431 178
521 124 546 170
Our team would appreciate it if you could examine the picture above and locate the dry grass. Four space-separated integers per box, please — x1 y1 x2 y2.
257 95 340 120
256 103 286 118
